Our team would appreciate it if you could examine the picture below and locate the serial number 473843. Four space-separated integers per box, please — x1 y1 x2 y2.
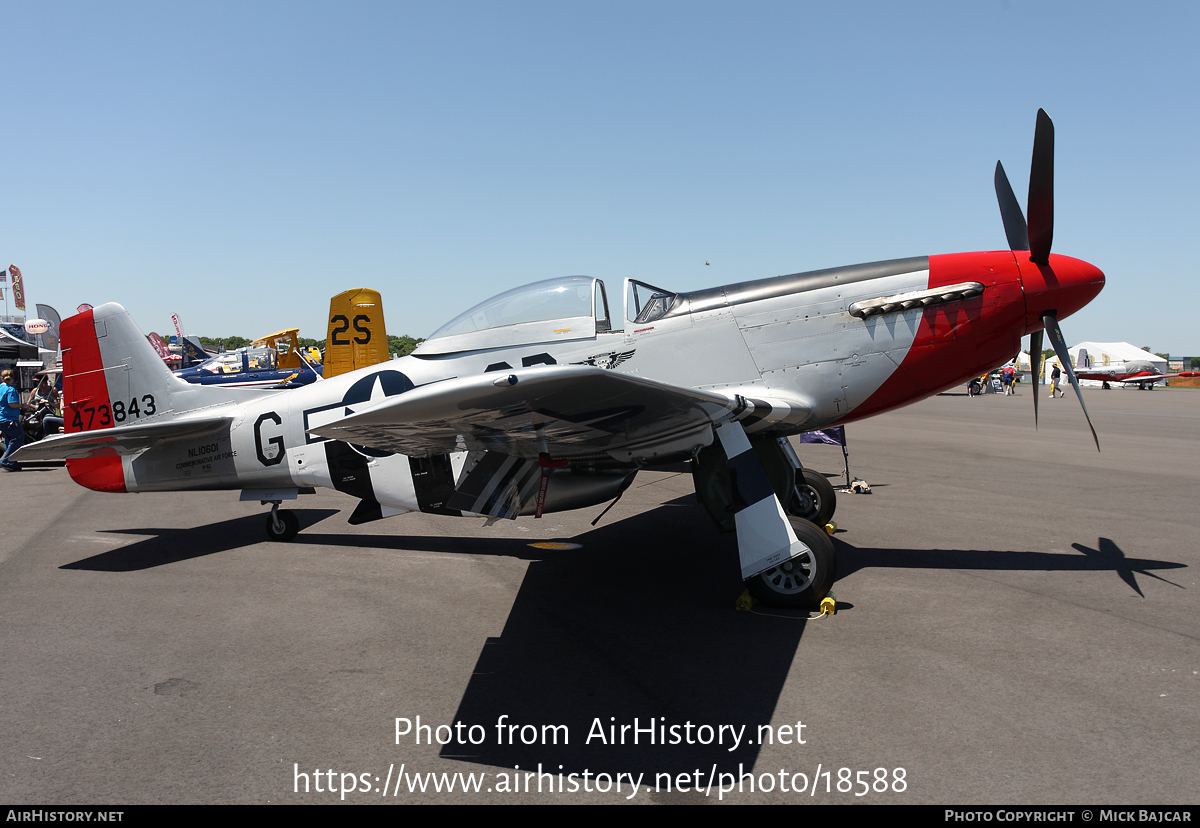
72 394 157 430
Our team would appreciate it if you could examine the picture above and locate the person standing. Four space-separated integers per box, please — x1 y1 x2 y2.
0 369 27 471
1049 363 1062 398
29 375 61 438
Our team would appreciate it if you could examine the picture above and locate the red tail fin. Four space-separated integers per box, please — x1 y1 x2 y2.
60 309 125 491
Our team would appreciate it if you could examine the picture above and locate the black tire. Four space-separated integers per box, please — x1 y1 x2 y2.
789 468 837 527
744 517 837 609
266 509 299 542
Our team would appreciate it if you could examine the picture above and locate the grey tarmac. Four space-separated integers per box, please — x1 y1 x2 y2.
0 385 1196 804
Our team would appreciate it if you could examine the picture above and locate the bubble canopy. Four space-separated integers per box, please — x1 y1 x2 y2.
417 276 609 355
429 276 594 339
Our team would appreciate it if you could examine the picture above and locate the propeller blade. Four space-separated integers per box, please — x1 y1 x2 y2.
1029 328 1042 429
995 161 1030 251
1027 109 1055 265
1043 312 1099 451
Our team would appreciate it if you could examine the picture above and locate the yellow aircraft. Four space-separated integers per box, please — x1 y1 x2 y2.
251 329 313 373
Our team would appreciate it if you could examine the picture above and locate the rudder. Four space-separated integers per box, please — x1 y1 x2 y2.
324 288 389 378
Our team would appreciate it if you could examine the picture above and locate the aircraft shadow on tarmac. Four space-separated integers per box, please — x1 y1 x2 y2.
59 497 1185 782
60 510 342 571
426 510 1186 780
424 499 803 782
833 536 1187 599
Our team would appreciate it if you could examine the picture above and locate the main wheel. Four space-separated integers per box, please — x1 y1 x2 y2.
744 517 837 609
266 509 299 542
789 468 837 527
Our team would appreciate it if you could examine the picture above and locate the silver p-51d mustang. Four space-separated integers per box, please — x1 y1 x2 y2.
17 110 1104 608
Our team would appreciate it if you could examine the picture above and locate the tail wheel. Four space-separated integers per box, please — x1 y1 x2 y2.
266 509 299 542
744 517 837 609
789 468 837 527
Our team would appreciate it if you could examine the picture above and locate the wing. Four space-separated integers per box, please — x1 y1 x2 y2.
1120 372 1199 384
12 416 232 461
307 365 741 462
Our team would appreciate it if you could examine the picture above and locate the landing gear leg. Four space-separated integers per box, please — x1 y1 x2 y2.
265 501 299 542
704 423 840 609
744 517 837 609
778 438 837 527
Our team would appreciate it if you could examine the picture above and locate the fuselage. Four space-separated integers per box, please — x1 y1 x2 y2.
62 249 1104 520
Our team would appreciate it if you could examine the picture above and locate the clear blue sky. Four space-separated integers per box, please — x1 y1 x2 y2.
3 1 1197 354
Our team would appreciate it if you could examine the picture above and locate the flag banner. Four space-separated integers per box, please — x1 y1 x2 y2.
148 332 171 360
799 426 846 446
36 304 62 355
171 313 185 341
10 264 25 311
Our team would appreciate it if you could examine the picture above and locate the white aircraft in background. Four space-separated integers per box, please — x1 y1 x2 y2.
1072 348 1198 390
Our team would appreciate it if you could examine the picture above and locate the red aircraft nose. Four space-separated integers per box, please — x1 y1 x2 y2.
1019 253 1105 333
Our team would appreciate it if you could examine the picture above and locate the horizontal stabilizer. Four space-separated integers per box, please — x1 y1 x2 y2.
13 416 232 462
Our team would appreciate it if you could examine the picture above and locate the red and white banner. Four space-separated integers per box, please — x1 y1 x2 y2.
148 332 172 361
171 313 185 342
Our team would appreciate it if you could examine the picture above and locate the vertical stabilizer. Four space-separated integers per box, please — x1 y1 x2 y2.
61 304 245 436
52 304 247 492
323 288 389 378
63 305 174 434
